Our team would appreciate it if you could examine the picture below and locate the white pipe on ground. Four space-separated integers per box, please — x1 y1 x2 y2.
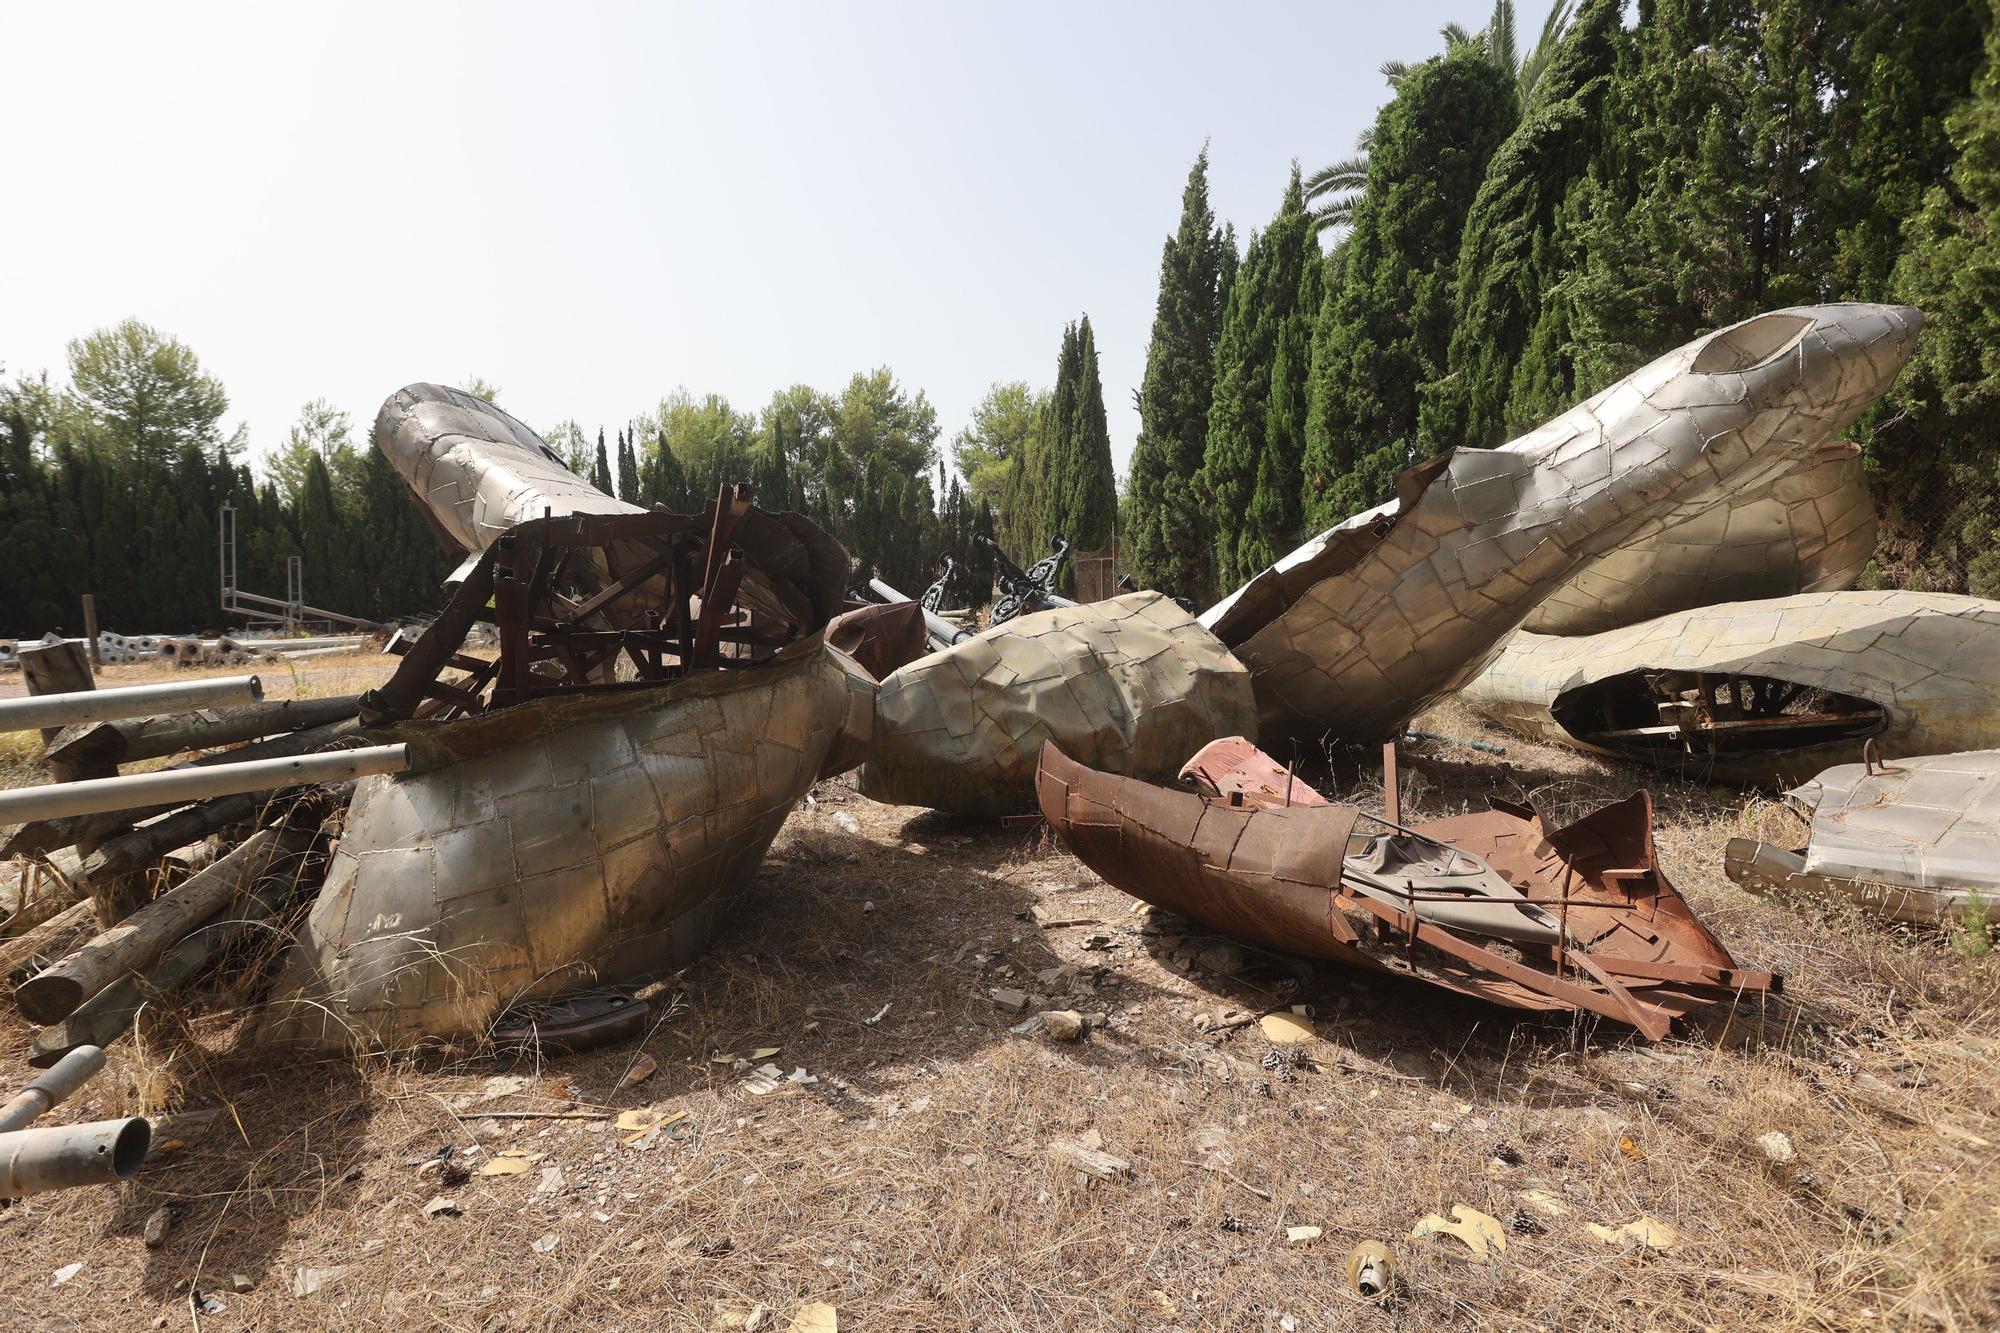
0 743 409 824
0 676 263 734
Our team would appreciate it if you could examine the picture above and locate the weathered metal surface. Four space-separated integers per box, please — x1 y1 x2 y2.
1726 749 2000 925
1525 442 1877 636
260 639 866 1048
825 599 932 682
1459 591 2000 783
1200 304 1922 744
1039 742 1777 1039
866 577 976 653
0 1046 106 1132
374 383 642 558
859 592 1257 818
0 1118 150 1195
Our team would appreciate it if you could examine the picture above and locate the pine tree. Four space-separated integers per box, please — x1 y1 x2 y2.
1202 166 1318 588
1421 0 1621 450
1127 148 1236 602
1300 46 1518 530
590 427 613 495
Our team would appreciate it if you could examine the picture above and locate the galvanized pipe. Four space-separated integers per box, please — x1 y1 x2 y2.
0 1118 151 1194
0 1045 106 1132
0 675 263 734
867 578 974 648
0 744 409 824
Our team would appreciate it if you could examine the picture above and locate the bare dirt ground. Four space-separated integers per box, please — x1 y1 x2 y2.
0 653 1994 1331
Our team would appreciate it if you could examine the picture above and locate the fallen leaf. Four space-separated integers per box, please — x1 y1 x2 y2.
1259 1012 1315 1044
478 1154 531 1177
1142 1289 1177 1316
1617 1134 1646 1161
1517 1188 1569 1218
292 1265 349 1296
616 1108 688 1145
616 1054 658 1091
787 1302 838 1332
531 1232 560 1254
1588 1215 1681 1252
50 1262 81 1288
1411 1204 1507 1260
421 1196 461 1219
751 1047 781 1059
151 1139 187 1155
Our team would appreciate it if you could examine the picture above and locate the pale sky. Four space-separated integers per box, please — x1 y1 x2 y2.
1 2 1520 479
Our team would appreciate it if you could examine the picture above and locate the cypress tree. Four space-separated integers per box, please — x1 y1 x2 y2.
1062 316 1117 562
1421 0 1621 450
590 427 613 495
1127 148 1235 601
616 428 639 503
1299 46 1518 530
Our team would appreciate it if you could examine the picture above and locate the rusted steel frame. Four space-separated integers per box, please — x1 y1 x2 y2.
490 534 535 710
691 550 748 669
701 483 754 599
562 546 676 625
361 554 497 723
1342 893 1676 1039
1579 954 1779 991
386 637 490 678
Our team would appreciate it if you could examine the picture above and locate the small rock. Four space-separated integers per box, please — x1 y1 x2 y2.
142 1206 175 1249
833 812 860 835
1193 941 1245 975
616 1053 658 1092
50 1262 82 1288
531 1232 560 1254
1285 1225 1323 1245
292 1265 349 1297
231 1274 253 1294
421 1195 462 1219
989 988 1030 1010
1038 1010 1086 1041
1757 1131 1796 1165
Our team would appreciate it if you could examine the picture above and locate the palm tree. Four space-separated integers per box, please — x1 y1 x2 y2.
1307 0 1578 240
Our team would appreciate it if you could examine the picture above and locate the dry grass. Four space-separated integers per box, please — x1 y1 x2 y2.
0 660 1994 1330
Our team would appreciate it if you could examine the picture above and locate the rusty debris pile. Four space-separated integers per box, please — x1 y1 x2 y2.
5 302 2000 1204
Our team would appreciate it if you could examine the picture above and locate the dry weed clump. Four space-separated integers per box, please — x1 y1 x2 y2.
0 672 1992 1329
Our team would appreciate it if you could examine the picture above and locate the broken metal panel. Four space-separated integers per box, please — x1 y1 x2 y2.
1199 305 1923 744
1040 742 1776 1040
373 383 642 558
1726 750 2000 925
1524 442 1877 636
1459 591 2000 783
259 639 861 1048
825 599 932 682
858 592 1258 818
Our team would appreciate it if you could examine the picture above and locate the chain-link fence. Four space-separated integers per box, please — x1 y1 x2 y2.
1865 475 2000 596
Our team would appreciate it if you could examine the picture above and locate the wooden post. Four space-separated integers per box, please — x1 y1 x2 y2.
1382 739 1401 826
19 641 96 751
79 596 100 669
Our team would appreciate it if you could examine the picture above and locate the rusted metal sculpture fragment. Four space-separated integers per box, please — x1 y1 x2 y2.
1038 740 1778 1040
825 599 932 682
1200 305 1922 744
981 535 1075 624
1727 749 2000 926
1459 592 2000 783
257 397 870 1047
859 592 1256 817
1524 442 1877 636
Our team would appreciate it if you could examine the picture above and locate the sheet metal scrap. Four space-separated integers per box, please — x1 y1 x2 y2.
1038 739 1778 1040
858 592 1257 818
1199 304 1922 745
261 416 869 1045
1458 591 2000 784
1727 750 2000 926
1524 442 1877 637
825 599 932 682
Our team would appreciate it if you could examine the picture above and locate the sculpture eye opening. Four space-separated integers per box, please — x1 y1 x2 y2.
1691 311 1816 374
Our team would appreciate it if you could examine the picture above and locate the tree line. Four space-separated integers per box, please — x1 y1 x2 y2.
0 328 1052 635
1123 0 2000 604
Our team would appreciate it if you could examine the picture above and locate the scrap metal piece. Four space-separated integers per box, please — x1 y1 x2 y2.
1038 742 1777 1039
859 592 1257 817
981 535 1075 624
1726 750 2000 925
1200 305 1923 744
825 600 932 682
1459 591 2000 784
1524 442 1878 636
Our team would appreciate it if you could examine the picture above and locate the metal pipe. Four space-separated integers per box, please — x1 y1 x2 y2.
868 578 974 648
0 675 263 734
0 1119 151 1194
0 1045 106 1132
0 743 409 824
